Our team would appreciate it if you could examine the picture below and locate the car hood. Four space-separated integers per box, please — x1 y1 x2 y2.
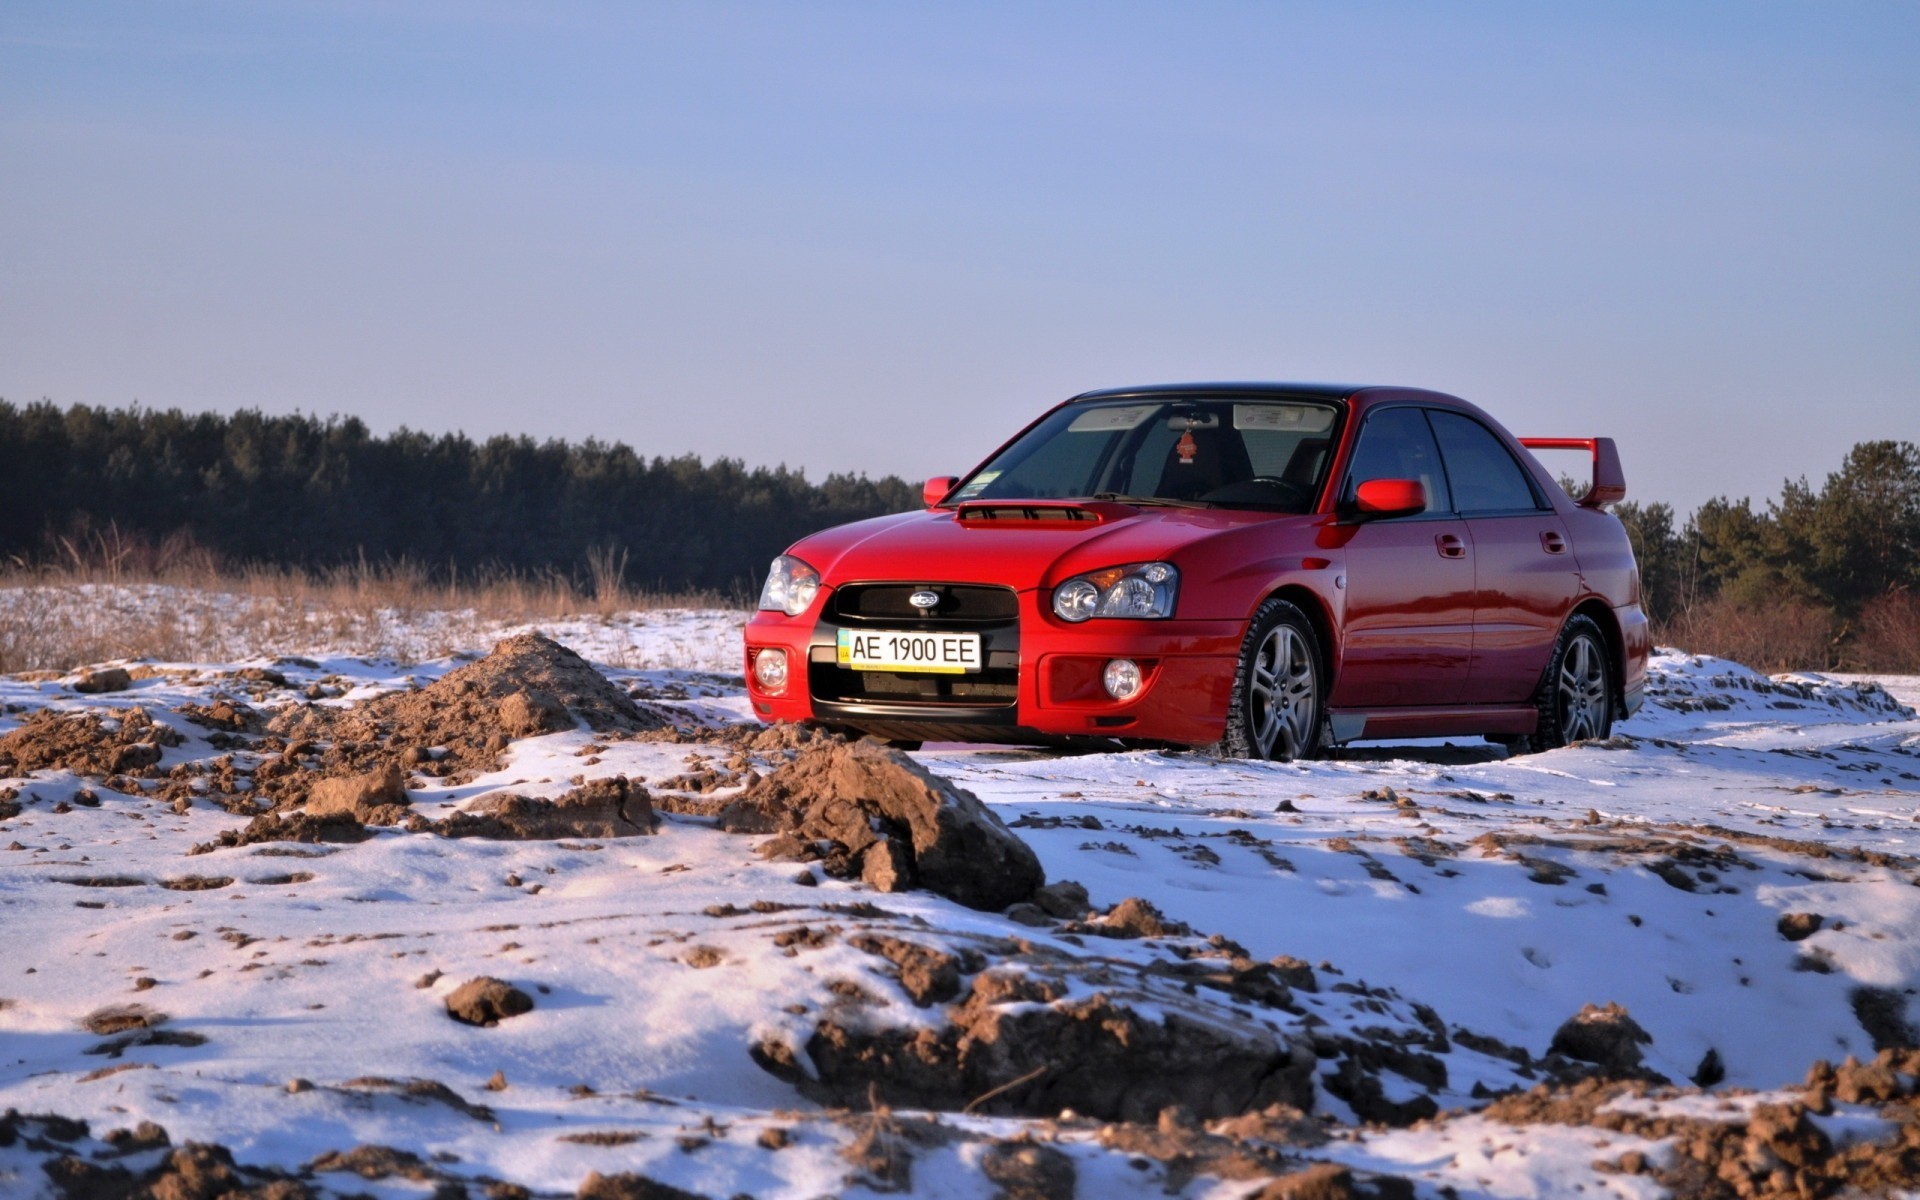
787 503 1306 590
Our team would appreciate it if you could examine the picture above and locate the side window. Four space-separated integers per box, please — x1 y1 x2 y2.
1341 408 1451 515
1428 411 1542 514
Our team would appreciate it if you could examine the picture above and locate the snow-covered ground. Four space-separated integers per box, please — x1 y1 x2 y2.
3 589 1919 1198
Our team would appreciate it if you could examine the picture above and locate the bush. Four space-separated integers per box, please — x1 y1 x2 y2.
1657 595 1839 674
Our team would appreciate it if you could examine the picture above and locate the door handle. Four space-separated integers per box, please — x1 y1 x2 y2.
1540 531 1567 555
1435 533 1466 559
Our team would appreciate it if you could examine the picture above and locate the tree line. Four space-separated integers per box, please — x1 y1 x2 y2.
0 401 918 595
1612 440 1920 672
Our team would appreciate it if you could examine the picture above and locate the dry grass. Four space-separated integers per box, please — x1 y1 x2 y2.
1852 591 1920 675
0 554 745 675
1655 595 1842 675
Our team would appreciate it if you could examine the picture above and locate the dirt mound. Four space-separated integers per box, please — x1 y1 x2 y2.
445 977 534 1026
437 777 655 840
755 964 1315 1122
0 708 182 778
721 741 1044 911
264 633 670 790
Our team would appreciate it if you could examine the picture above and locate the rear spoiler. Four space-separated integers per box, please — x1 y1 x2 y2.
1518 437 1626 508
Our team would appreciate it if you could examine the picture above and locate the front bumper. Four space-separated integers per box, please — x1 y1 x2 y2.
744 587 1242 745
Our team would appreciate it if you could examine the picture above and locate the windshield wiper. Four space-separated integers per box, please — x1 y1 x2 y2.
1090 492 1210 509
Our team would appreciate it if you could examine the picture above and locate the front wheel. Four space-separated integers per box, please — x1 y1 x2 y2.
1219 597 1326 761
1512 615 1613 753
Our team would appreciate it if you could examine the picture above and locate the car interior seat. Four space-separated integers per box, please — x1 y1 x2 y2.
1155 426 1253 500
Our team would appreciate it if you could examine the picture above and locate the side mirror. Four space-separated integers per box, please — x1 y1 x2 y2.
1354 478 1427 518
922 476 959 507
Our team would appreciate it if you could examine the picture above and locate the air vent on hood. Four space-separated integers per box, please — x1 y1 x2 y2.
953 500 1129 525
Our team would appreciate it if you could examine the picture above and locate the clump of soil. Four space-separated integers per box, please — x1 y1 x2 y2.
189 810 376 855
576 1172 708 1200
1777 911 1825 941
72 667 133 694
445 977 534 1027
304 763 409 821
41 1138 309 1200
756 965 1315 1122
848 934 976 1006
980 1140 1077 1200
436 776 655 840
1548 1002 1657 1077
81 1005 167 1036
722 741 1045 911
1074 896 1190 939
336 1076 496 1121
176 699 265 734
0 708 182 778
1484 1051 1920 1200
266 634 669 793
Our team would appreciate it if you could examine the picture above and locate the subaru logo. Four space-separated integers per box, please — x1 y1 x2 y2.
908 590 940 610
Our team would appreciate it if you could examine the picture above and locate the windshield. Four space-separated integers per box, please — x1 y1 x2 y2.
948 397 1342 513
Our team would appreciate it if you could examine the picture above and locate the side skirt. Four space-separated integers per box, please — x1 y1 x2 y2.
1329 704 1539 744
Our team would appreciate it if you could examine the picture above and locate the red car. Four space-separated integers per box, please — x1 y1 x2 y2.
744 384 1649 759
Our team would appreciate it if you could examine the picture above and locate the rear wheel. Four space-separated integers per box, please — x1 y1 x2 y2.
1511 615 1613 753
1219 597 1326 761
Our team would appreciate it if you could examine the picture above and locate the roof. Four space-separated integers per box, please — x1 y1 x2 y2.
1065 382 1478 413
1066 382 1374 403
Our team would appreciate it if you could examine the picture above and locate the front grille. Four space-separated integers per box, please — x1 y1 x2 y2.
831 583 1017 624
809 664 1019 706
812 581 1020 712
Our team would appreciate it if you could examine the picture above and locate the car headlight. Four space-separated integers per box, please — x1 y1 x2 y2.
758 555 821 617
1052 562 1179 622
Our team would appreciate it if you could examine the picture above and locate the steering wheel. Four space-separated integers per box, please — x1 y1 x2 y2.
1199 476 1311 508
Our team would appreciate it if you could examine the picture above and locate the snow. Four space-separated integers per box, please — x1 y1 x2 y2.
4 589 1919 1196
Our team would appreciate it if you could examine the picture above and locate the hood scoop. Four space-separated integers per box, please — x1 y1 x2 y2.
952 500 1134 526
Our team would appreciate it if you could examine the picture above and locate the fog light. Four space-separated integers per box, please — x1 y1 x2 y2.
1102 658 1143 701
752 648 789 695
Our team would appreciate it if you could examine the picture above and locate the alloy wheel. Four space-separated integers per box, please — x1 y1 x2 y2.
1249 624 1317 759
1557 634 1609 743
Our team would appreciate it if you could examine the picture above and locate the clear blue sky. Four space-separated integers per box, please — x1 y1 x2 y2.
3 1 1915 515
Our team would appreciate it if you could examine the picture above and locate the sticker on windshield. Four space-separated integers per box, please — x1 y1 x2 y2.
1068 405 1156 433
1235 404 1334 433
950 471 999 500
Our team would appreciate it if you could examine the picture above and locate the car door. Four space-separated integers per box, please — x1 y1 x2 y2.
1427 409 1578 706
1327 406 1474 709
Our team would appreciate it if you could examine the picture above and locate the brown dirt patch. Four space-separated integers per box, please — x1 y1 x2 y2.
756 966 1315 1122
81 1005 166 1036
575 1172 709 1200
0 708 182 778
158 875 233 891
43 1138 312 1200
190 810 375 855
437 776 655 840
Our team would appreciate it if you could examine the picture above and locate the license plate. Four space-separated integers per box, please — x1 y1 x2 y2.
837 629 982 674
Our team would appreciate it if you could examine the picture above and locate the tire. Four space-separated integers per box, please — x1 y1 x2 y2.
1513 614 1613 753
1219 597 1327 761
